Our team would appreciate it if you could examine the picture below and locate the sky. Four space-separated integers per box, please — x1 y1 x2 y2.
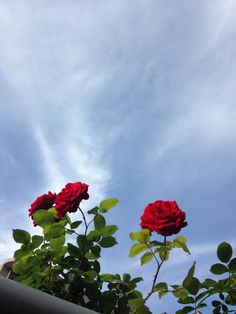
0 0 236 312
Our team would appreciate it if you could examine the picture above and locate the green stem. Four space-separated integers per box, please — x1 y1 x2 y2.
147 243 160 266
136 236 167 312
78 206 88 236
196 290 215 308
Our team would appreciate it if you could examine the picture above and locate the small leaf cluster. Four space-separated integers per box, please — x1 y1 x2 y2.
128 230 190 311
129 231 190 264
171 242 236 314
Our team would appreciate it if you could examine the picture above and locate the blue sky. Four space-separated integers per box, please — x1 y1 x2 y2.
0 1 236 312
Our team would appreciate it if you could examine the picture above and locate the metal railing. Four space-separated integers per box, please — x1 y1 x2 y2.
0 276 99 314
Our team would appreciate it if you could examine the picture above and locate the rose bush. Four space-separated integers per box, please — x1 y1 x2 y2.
10 181 236 314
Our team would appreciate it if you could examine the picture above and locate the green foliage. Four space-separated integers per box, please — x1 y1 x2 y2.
32 210 55 227
154 282 168 298
87 206 99 215
129 243 148 257
217 242 233 263
11 195 236 314
173 287 189 299
210 263 228 275
182 262 196 288
50 235 65 251
13 229 31 244
130 229 150 243
174 240 236 314
99 236 117 248
141 252 153 265
31 235 43 249
48 224 65 238
94 214 106 229
99 225 118 237
229 258 236 272
99 198 119 213
173 235 190 255
70 221 82 229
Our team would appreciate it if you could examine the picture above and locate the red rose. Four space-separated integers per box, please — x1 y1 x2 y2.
28 191 56 217
140 200 187 236
55 182 89 218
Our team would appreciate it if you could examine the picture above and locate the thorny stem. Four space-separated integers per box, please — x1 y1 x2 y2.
136 236 167 312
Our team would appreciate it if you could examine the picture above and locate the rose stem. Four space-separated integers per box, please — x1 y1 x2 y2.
136 236 167 312
78 206 88 236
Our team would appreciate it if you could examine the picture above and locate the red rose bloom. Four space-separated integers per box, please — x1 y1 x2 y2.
55 182 89 218
140 200 187 236
28 191 56 217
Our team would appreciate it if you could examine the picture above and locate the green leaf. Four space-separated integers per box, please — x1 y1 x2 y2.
99 198 119 213
136 305 152 314
153 282 168 293
212 300 221 307
173 288 189 300
197 303 207 309
87 206 99 215
94 214 106 230
178 296 194 304
31 235 43 249
63 213 71 225
14 247 31 259
13 229 31 244
202 278 217 288
123 273 131 282
48 224 65 238
229 258 236 272
128 298 144 310
129 243 148 257
159 249 170 261
100 274 120 282
66 229 75 235
85 270 97 279
217 278 229 290
99 225 118 237
131 277 143 284
88 245 100 257
217 242 233 263
85 252 97 260
178 306 195 314
187 277 200 295
141 252 153 265
173 235 190 254
174 235 187 244
195 291 210 303
210 263 228 275
70 221 82 229
67 243 81 258
32 210 54 227
12 261 31 274
130 229 150 243
99 236 117 248
47 207 58 218
50 235 65 251
183 262 196 288
87 230 101 241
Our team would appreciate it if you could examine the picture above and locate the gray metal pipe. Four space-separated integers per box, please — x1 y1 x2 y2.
0 277 99 314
